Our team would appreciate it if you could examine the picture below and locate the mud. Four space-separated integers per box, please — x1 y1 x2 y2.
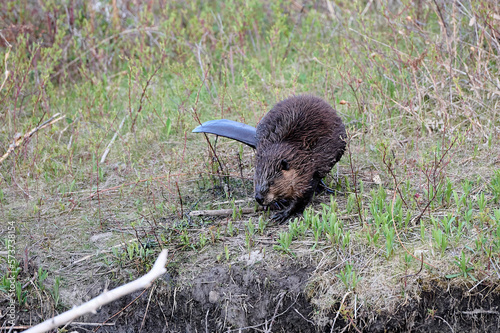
37 265 499 333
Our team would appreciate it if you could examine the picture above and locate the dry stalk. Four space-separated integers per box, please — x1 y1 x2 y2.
101 115 127 163
345 130 364 224
0 31 12 93
0 113 65 164
175 181 184 217
189 207 258 217
413 134 460 224
381 144 409 209
130 64 161 132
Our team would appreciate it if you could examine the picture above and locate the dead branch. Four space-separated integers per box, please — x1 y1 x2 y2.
0 113 65 164
0 31 12 93
100 115 127 164
189 207 258 217
23 249 168 333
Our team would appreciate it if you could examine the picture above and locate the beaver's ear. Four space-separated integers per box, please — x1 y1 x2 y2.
280 159 289 171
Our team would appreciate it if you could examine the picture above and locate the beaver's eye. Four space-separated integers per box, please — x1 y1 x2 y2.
280 159 289 171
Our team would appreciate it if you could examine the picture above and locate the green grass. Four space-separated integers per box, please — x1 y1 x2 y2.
1 0 499 326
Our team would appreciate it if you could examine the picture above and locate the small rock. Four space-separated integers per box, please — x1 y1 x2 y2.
209 290 219 303
373 174 382 185
90 232 113 242
238 250 264 266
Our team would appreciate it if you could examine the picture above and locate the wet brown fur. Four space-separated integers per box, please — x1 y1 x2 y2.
254 95 346 222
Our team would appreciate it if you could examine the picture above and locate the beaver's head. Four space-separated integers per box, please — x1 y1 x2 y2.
254 143 312 207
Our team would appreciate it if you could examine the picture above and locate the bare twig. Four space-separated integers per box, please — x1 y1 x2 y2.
0 113 65 164
130 65 161 132
227 294 299 332
175 181 184 217
101 115 127 163
23 249 168 333
381 144 409 209
462 309 500 315
189 207 258 217
139 284 156 333
0 31 12 93
58 322 115 327
412 134 459 224
434 315 454 333
331 291 351 333
345 130 364 224
264 291 285 333
401 253 425 283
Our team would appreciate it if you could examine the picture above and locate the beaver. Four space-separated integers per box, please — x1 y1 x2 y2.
193 95 346 223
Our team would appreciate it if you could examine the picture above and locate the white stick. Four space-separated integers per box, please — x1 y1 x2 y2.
23 249 168 333
100 115 127 164
189 207 257 217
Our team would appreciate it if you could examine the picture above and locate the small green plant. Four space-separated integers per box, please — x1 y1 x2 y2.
98 166 104 182
446 251 476 280
341 230 351 251
51 276 61 308
37 267 49 290
456 218 467 241
336 263 361 291
431 227 448 254
490 170 500 203
232 199 242 220
453 190 464 211
227 220 235 237
165 117 172 137
180 231 192 248
288 218 308 238
15 280 27 307
127 242 136 260
475 232 488 252
383 224 395 258
310 213 323 248
0 259 26 306
274 231 294 255
420 221 426 241
302 208 314 229
463 208 473 226
125 241 155 263
135 199 143 213
366 227 380 246
0 274 11 293
198 232 207 248
346 193 356 214
442 178 453 206
245 219 256 250
491 209 500 252
257 216 267 235
329 196 339 212
441 213 455 236
325 211 343 246
404 252 413 265
477 192 487 213
372 209 389 229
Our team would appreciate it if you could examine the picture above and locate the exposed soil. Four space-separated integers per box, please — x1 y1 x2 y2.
15 262 498 333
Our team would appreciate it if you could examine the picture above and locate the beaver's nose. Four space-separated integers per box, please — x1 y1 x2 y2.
255 193 265 205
